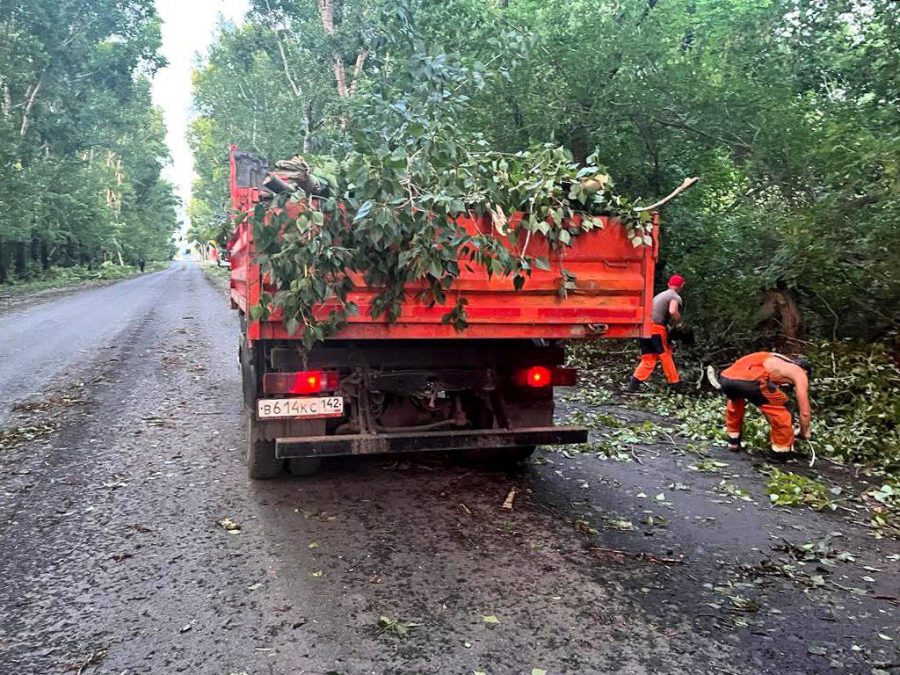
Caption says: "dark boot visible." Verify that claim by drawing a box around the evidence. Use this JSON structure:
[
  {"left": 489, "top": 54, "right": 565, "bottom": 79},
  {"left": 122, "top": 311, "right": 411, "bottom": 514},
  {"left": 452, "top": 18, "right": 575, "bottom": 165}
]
[
  {"left": 624, "top": 376, "right": 642, "bottom": 393},
  {"left": 669, "top": 380, "right": 687, "bottom": 393}
]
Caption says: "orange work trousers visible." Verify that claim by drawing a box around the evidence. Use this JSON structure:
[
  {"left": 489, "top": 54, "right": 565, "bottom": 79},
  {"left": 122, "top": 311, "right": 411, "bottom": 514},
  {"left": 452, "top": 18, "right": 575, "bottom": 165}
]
[
  {"left": 633, "top": 323, "right": 680, "bottom": 384},
  {"left": 722, "top": 379, "right": 794, "bottom": 451}
]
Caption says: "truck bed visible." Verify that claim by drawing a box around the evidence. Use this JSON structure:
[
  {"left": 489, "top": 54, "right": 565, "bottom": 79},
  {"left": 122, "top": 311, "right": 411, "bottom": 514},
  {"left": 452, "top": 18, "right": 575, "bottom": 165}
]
[{"left": 228, "top": 148, "right": 657, "bottom": 344}]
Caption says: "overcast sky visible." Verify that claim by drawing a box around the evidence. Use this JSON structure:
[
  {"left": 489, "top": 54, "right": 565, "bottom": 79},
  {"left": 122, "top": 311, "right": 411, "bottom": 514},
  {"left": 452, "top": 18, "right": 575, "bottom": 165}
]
[{"left": 151, "top": 0, "right": 249, "bottom": 231}]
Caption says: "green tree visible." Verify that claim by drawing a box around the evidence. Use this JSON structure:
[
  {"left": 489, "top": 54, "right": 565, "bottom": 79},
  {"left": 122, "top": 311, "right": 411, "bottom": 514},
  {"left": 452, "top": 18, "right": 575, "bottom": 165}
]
[
  {"left": 0, "top": 0, "right": 178, "bottom": 281},
  {"left": 192, "top": 0, "right": 899, "bottom": 345}
]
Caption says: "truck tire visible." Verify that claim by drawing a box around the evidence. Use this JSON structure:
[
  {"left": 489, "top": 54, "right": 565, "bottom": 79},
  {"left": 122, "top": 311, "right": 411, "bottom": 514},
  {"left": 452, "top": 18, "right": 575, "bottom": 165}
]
[
  {"left": 247, "top": 417, "right": 283, "bottom": 479},
  {"left": 241, "top": 331, "right": 283, "bottom": 479},
  {"left": 239, "top": 334, "right": 257, "bottom": 409}
]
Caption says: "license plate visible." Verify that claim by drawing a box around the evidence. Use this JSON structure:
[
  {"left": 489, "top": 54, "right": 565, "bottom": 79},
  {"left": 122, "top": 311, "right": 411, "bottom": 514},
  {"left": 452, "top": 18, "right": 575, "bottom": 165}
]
[{"left": 257, "top": 396, "right": 344, "bottom": 420}]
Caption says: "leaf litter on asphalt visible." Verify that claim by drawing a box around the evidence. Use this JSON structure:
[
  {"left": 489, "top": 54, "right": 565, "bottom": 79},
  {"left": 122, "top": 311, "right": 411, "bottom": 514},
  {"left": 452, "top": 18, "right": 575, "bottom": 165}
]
[
  {"left": 217, "top": 517, "right": 241, "bottom": 533},
  {"left": 71, "top": 649, "right": 108, "bottom": 675},
  {"left": 606, "top": 518, "right": 635, "bottom": 531},
  {"left": 377, "top": 616, "right": 420, "bottom": 636}
]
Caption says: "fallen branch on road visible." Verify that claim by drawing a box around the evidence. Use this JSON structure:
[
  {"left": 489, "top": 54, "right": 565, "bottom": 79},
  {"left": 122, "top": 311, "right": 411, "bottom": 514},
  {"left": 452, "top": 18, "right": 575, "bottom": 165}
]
[
  {"left": 501, "top": 487, "right": 518, "bottom": 510},
  {"left": 71, "top": 649, "right": 107, "bottom": 675},
  {"left": 871, "top": 594, "right": 900, "bottom": 606},
  {"left": 589, "top": 546, "right": 684, "bottom": 566}
]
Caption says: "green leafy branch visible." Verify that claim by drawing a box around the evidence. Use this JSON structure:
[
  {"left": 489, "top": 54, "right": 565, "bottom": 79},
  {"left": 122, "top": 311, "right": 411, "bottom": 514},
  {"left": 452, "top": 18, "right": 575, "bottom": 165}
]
[{"left": 247, "top": 144, "right": 652, "bottom": 349}]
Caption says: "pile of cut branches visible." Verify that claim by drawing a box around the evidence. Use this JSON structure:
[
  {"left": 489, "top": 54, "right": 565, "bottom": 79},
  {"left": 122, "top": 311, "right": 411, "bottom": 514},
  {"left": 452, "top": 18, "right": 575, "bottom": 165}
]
[{"left": 245, "top": 143, "right": 659, "bottom": 349}]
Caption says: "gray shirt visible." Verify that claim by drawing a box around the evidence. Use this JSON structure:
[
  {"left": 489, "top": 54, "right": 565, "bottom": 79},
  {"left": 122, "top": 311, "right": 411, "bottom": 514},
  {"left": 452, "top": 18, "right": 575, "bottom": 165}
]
[{"left": 651, "top": 288, "right": 682, "bottom": 325}]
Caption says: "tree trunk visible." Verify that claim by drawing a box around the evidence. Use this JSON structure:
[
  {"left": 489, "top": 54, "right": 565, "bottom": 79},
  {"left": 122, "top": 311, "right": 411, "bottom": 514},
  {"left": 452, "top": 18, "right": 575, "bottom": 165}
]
[
  {"left": 759, "top": 288, "right": 804, "bottom": 348},
  {"left": 1, "top": 78, "right": 10, "bottom": 118},
  {"left": 14, "top": 241, "right": 27, "bottom": 277},
  {"left": 0, "top": 240, "right": 7, "bottom": 283},
  {"left": 303, "top": 101, "right": 313, "bottom": 152},
  {"left": 66, "top": 238, "right": 77, "bottom": 266},
  {"left": 318, "top": 0, "right": 366, "bottom": 106},
  {"left": 318, "top": 0, "right": 347, "bottom": 94},
  {"left": 41, "top": 240, "right": 50, "bottom": 270},
  {"left": 349, "top": 50, "right": 368, "bottom": 95},
  {"left": 570, "top": 131, "right": 588, "bottom": 164},
  {"left": 20, "top": 72, "right": 45, "bottom": 138}
]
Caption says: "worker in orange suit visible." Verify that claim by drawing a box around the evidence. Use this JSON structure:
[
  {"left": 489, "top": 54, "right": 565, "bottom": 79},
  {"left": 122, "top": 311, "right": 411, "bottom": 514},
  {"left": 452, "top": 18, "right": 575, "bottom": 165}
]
[
  {"left": 715, "top": 352, "right": 812, "bottom": 461},
  {"left": 626, "top": 274, "right": 686, "bottom": 392}
]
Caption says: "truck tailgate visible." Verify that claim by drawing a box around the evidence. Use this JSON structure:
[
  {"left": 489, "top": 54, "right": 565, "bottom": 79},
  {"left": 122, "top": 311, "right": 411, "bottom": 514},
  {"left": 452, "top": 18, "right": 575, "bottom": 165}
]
[{"left": 229, "top": 214, "right": 657, "bottom": 342}]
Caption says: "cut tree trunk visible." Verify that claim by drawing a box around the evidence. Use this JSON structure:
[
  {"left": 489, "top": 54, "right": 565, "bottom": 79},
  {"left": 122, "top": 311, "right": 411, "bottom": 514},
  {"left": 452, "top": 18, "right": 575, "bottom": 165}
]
[{"left": 759, "top": 288, "right": 804, "bottom": 348}]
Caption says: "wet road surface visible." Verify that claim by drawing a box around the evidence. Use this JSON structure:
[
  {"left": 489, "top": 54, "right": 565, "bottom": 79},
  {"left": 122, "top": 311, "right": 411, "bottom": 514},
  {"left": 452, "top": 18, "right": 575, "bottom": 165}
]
[{"left": 0, "top": 263, "right": 897, "bottom": 674}]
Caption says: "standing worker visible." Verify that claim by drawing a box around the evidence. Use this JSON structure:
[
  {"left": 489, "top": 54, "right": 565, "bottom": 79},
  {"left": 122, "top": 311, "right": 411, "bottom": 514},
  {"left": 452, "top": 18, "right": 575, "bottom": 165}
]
[
  {"left": 626, "top": 274, "right": 686, "bottom": 392},
  {"left": 714, "top": 352, "right": 812, "bottom": 461},
  {"left": 138, "top": 258, "right": 145, "bottom": 273}
]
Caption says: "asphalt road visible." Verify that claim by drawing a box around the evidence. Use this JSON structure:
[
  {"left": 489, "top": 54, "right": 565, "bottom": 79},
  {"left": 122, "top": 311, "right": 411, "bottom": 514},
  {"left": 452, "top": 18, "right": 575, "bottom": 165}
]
[
  {"left": 0, "top": 263, "right": 897, "bottom": 674},
  {"left": 0, "top": 270, "right": 178, "bottom": 426}
]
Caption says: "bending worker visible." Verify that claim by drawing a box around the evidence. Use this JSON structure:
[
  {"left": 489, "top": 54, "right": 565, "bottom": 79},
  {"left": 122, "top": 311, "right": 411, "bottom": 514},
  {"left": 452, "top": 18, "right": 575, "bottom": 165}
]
[
  {"left": 627, "top": 274, "right": 685, "bottom": 392},
  {"left": 716, "top": 352, "right": 812, "bottom": 461}
]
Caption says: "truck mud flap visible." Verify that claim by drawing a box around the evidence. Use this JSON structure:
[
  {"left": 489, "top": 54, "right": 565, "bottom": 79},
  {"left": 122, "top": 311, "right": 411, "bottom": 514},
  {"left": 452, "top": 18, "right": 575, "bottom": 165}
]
[{"left": 275, "top": 426, "right": 587, "bottom": 459}]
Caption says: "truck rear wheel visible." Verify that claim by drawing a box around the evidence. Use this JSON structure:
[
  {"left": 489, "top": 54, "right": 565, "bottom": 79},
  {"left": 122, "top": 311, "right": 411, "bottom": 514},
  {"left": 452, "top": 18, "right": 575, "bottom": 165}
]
[{"left": 247, "top": 416, "right": 283, "bottom": 479}]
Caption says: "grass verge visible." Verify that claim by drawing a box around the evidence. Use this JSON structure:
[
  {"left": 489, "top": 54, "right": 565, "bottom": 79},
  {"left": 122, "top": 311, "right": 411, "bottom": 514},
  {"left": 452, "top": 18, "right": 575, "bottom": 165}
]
[{"left": 0, "top": 261, "right": 169, "bottom": 299}]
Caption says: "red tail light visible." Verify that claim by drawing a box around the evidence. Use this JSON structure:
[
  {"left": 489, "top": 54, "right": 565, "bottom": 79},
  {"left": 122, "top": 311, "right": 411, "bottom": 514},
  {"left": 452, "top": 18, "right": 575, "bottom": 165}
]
[
  {"left": 524, "top": 366, "right": 552, "bottom": 388},
  {"left": 514, "top": 366, "right": 578, "bottom": 388},
  {"left": 263, "top": 371, "right": 340, "bottom": 395}
]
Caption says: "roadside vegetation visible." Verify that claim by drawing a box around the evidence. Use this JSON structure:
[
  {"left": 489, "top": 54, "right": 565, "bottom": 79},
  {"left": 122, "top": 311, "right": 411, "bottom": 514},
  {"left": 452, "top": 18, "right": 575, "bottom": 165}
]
[
  {"left": 0, "top": 261, "right": 168, "bottom": 300},
  {"left": 564, "top": 341, "right": 900, "bottom": 539},
  {"left": 199, "top": 261, "right": 231, "bottom": 294},
  {"left": 661, "top": 348, "right": 897, "bottom": 474},
  {"left": 0, "top": 1, "right": 179, "bottom": 286},
  {"left": 190, "top": 0, "right": 898, "bottom": 350},
  {"left": 189, "top": 0, "right": 897, "bottom": 490}
]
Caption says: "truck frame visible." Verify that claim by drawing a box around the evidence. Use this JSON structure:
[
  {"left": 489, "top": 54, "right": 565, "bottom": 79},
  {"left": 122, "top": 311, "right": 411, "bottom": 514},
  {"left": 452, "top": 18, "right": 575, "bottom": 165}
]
[{"left": 227, "top": 146, "right": 658, "bottom": 478}]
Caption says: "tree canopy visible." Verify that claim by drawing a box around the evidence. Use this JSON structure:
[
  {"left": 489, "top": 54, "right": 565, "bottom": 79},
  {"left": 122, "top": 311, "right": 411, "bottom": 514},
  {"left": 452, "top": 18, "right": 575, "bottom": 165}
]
[
  {"left": 0, "top": 0, "right": 178, "bottom": 281},
  {"left": 190, "top": 0, "right": 899, "bottom": 346}
]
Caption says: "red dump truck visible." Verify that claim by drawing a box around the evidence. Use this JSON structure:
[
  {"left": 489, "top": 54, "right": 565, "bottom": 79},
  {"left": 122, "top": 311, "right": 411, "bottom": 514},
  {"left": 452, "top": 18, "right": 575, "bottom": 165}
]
[{"left": 227, "top": 146, "right": 658, "bottom": 478}]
